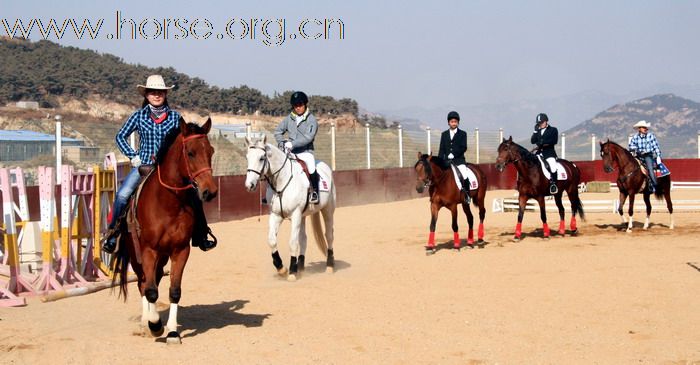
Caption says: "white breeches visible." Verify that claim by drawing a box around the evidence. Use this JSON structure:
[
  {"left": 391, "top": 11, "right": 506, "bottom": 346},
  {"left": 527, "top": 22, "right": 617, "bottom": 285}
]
[
  {"left": 296, "top": 152, "right": 316, "bottom": 174},
  {"left": 545, "top": 157, "right": 557, "bottom": 172}
]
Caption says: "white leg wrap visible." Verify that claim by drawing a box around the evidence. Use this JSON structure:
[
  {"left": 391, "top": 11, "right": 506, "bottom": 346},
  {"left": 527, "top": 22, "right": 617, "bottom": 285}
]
[{"left": 166, "top": 303, "right": 179, "bottom": 333}]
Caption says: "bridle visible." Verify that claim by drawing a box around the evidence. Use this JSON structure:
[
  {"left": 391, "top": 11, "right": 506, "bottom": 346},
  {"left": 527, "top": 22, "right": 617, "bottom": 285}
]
[
  {"left": 498, "top": 141, "right": 521, "bottom": 167},
  {"left": 601, "top": 142, "right": 640, "bottom": 184},
  {"left": 246, "top": 146, "right": 293, "bottom": 195},
  {"left": 157, "top": 133, "right": 212, "bottom": 191},
  {"left": 416, "top": 158, "right": 433, "bottom": 189}
]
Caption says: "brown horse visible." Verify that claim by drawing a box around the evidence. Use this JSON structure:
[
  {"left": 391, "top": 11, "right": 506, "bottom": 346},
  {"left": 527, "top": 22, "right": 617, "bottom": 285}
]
[
  {"left": 599, "top": 140, "right": 673, "bottom": 231},
  {"left": 112, "top": 117, "right": 217, "bottom": 344},
  {"left": 495, "top": 137, "right": 585, "bottom": 241},
  {"left": 414, "top": 153, "right": 487, "bottom": 254}
]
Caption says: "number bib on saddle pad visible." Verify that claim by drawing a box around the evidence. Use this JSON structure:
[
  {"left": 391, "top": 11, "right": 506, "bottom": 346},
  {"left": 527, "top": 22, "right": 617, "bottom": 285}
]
[
  {"left": 536, "top": 156, "right": 568, "bottom": 180},
  {"left": 450, "top": 164, "right": 479, "bottom": 190}
]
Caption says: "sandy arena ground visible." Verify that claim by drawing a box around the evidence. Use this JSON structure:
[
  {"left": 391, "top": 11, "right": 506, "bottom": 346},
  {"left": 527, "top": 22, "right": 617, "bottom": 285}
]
[{"left": 1, "top": 189, "right": 699, "bottom": 364}]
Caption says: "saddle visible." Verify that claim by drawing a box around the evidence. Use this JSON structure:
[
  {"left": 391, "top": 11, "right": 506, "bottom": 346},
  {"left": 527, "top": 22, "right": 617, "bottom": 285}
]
[{"left": 116, "top": 166, "right": 154, "bottom": 264}]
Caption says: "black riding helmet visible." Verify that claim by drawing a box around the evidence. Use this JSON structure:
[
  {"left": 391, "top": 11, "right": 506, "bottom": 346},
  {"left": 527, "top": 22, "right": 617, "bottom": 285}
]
[
  {"left": 447, "top": 111, "right": 460, "bottom": 122},
  {"left": 536, "top": 113, "right": 548, "bottom": 123},
  {"left": 290, "top": 91, "right": 309, "bottom": 106}
]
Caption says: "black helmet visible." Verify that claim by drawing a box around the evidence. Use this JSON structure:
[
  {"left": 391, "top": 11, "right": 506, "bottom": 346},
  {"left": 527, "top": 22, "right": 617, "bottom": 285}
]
[
  {"left": 447, "top": 111, "right": 460, "bottom": 122},
  {"left": 536, "top": 113, "right": 548, "bottom": 123},
  {"left": 290, "top": 91, "right": 308, "bottom": 106}
]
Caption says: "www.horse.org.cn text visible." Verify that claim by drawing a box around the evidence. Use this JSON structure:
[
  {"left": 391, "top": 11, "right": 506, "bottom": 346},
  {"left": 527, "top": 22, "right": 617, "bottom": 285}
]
[{"left": 0, "top": 11, "right": 345, "bottom": 46}]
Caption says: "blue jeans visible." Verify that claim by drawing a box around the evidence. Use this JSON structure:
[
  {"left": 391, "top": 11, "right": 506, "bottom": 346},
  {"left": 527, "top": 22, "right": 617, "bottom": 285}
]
[
  {"left": 109, "top": 167, "right": 142, "bottom": 228},
  {"left": 642, "top": 155, "right": 657, "bottom": 187}
]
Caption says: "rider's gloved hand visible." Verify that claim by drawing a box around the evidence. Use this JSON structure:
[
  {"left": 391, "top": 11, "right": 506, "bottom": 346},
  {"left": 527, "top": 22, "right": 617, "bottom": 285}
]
[
  {"left": 131, "top": 156, "right": 142, "bottom": 168},
  {"left": 656, "top": 156, "right": 662, "bottom": 165},
  {"left": 447, "top": 153, "right": 454, "bottom": 159},
  {"left": 284, "top": 141, "right": 293, "bottom": 152}
]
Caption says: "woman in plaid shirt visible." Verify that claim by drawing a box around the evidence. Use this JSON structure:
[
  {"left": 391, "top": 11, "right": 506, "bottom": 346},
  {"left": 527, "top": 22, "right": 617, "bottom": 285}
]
[
  {"left": 628, "top": 120, "right": 663, "bottom": 192},
  {"left": 102, "top": 75, "right": 216, "bottom": 253}
]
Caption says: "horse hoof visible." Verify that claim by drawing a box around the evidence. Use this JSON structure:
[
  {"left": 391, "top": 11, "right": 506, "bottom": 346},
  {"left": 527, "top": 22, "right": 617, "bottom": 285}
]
[
  {"left": 148, "top": 319, "right": 164, "bottom": 337},
  {"left": 626, "top": 229, "right": 632, "bottom": 233},
  {"left": 543, "top": 237, "right": 550, "bottom": 241},
  {"left": 326, "top": 266, "right": 334, "bottom": 274},
  {"left": 166, "top": 331, "right": 182, "bottom": 345},
  {"left": 513, "top": 236, "right": 520, "bottom": 242},
  {"left": 277, "top": 267, "right": 288, "bottom": 276},
  {"left": 453, "top": 246, "right": 461, "bottom": 252},
  {"left": 425, "top": 248, "right": 436, "bottom": 256},
  {"left": 287, "top": 274, "right": 297, "bottom": 282},
  {"left": 558, "top": 230, "right": 566, "bottom": 236}
]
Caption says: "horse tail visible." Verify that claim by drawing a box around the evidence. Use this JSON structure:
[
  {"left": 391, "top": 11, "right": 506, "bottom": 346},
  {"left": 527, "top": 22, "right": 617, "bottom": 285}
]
[
  {"left": 569, "top": 161, "right": 586, "bottom": 221},
  {"left": 310, "top": 212, "right": 328, "bottom": 257},
  {"left": 654, "top": 175, "right": 670, "bottom": 199},
  {"left": 572, "top": 194, "right": 585, "bottom": 221},
  {"left": 110, "top": 233, "right": 131, "bottom": 301}
]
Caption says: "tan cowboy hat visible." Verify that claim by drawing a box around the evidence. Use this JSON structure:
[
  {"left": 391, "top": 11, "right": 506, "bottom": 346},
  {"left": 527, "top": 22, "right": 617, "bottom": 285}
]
[
  {"left": 137, "top": 75, "right": 174, "bottom": 96},
  {"left": 633, "top": 120, "right": 651, "bottom": 129}
]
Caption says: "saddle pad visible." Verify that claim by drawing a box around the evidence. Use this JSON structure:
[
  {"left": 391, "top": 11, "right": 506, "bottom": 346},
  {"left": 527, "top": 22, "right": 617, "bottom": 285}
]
[
  {"left": 450, "top": 164, "right": 479, "bottom": 190},
  {"left": 537, "top": 156, "right": 568, "bottom": 180}
]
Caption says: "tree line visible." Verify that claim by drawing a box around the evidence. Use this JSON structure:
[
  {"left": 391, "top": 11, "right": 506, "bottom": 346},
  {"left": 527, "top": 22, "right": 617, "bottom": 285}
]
[{"left": 0, "top": 38, "right": 358, "bottom": 116}]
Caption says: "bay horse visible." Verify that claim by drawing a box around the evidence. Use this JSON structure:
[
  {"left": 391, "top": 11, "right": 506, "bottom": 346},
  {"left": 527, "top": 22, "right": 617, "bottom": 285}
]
[
  {"left": 495, "top": 137, "right": 585, "bottom": 241},
  {"left": 414, "top": 153, "right": 488, "bottom": 254},
  {"left": 112, "top": 117, "right": 217, "bottom": 344},
  {"left": 599, "top": 140, "right": 673, "bottom": 231},
  {"left": 244, "top": 135, "right": 335, "bottom": 281}
]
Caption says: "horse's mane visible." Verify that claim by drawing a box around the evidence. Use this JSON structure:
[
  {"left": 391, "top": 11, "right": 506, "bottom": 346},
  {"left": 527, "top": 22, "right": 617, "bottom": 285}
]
[
  {"left": 603, "top": 140, "right": 634, "bottom": 159},
  {"left": 414, "top": 154, "right": 450, "bottom": 170},
  {"left": 155, "top": 122, "right": 208, "bottom": 164},
  {"left": 510, "top": 141, "right": 539, "bottom": 164}
]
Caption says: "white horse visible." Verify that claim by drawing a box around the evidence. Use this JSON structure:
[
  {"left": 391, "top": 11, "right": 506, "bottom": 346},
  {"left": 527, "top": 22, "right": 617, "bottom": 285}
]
[{"left": 244, "top": 135, "right": 336, "bottom": 281}]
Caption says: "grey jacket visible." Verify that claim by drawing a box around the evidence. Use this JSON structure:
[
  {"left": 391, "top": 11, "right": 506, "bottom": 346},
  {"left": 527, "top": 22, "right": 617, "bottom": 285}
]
[{"left": 274, "top": 112, "right": 318, "bottom": 154}]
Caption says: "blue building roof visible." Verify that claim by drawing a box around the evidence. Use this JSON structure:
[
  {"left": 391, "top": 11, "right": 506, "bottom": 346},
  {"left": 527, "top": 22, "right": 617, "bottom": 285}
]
[{"left": 0, "top": 130, "right": 80, "bottom": 142}]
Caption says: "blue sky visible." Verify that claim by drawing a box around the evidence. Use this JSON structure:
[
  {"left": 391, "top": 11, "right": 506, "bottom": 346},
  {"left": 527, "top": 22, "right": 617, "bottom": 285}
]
[{"left": 3, "top": 0, "right": 700, "bottom": 124}]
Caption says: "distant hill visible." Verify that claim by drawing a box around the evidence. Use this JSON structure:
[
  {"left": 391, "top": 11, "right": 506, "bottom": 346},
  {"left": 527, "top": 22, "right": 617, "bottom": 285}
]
[
  {"left": 0, "top": 37, "right": 358, "bottom": 117},
  {"left": 561, "top": 94, "right": 700, "bottom": 159}
]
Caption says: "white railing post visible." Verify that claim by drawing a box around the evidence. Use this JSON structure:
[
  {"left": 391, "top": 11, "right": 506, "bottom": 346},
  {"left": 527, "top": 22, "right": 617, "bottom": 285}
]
[
  {"left": 561, "top": 132, "right": 566, "bottom": 159},
  {"left": 498, "top": 127, "right": 503, "bottom": 142},
  {"left": 245, "top": 121, "right": 252, "bottom": 137},
  {"left": 697, "top": 131, "right": 699, "bottom": 158},
  {"left": 591, "top": 134, "right": 596, "bottom": 161},
  {"left": 398, "top": 124, "right": 403, "bottom": 168},
  {"left": 475, "top": 127, "right": 480, "bottom": 164},
  {"left": 54, "top": 115, "right": 62, "bottom": 184},
  {"left": 331, "top": 122, "right": 336, "bottom": 171},
  {"left": 365, "top": 123, "right": 371, "bottom": 169},
  {"left": 426, "top": 127, "right": 431, "bottom": 155}
]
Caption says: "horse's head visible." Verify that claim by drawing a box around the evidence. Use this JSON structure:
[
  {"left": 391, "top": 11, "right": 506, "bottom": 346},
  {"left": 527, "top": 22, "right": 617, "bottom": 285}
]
[
  {"left": 414, "top": 152, "right": 432, "bottom": 193},
  {"left": 177, "top": 117, "right": 217, "bottom": 201},
  {"left": 495, "top": 136, "right": 518, "bottom": 172},
  {"left": 244, "top": 135, "right": 270, "bottom": 191},
  {"left": 599, "top": 139, "right": 616, "bottom": 173}
]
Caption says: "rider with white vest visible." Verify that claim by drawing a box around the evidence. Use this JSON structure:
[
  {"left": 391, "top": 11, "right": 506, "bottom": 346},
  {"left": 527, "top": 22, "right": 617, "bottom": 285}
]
[
  {"left": 438, "top": 111, "right": 470, "bottom": 203},
  {"left": 274, "top": 91, "right": 320, "bottom": 204},
  {"left": 531, "top": 113, "right": 560, "bottom": 195}
]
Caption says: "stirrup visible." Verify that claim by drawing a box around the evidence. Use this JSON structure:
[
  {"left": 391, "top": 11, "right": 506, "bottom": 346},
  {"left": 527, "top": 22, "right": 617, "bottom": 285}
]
[
  {"left": 101, "top": 228, "right": 119, "bottom": 253},
  {"left": 549, "top": 183, "right": 558, "bottom": 195},
  {"left": 309, "top": 191, "right": 319, "bottom": 204},
  {"left": 462, "top": 189, "right": 470, "bottom": 203}
]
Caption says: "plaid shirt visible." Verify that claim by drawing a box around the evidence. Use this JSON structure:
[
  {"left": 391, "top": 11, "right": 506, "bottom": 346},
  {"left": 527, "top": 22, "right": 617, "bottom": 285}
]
[
  {"left": 115, "top": 106, "right": 181, "bottom": 164},
  {"left": 628, "top": 131, "right": 662, "bottom": 158}
]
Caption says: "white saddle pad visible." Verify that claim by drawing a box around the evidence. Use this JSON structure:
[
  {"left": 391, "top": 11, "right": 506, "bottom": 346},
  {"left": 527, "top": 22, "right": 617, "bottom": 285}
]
[
  {"left": 450, "top": 164, "right": 479, "bottom": 190},
  {"left": 537, "top": 156, "right": 568, "bottom": 180}
]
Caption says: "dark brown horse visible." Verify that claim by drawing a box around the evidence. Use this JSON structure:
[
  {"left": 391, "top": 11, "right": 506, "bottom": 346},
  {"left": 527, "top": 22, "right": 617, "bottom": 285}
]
[
  {"left": 112, "top": 117, "right": 217, "bottom": 344},
  {"left": 414, "top": 153, "right": 488, "bottom": 254},
  {"left": 599, "top": 140, "right": 673, "bottom": 231},
  {"left": 495, "top": 137, "right": 584, "bottom": 240}
]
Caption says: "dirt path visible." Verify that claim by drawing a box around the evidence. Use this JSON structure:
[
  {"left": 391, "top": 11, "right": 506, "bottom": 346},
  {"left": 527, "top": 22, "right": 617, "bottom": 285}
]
[{"left": 2, "top": 190, "right": 699, "bottom": 364}]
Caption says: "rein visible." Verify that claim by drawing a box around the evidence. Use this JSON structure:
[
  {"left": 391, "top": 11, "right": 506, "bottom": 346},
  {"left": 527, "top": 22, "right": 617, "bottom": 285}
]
[
  {"left": 247, "top": 146, "right": 296, "bottom": 218},
  {"left": 157, "top": 134, "right": 212, "bottom": 191}
]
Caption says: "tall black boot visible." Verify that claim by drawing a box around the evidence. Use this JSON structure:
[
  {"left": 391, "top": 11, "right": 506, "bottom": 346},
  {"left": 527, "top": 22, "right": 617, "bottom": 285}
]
[
  {"left": 309, "top": 172, "right": 320, "bottom": 204},
  {"left": 191, "top": 195, "right": 217, "bottom": 251},
  {"left": 549, "top": 174, "right": 558, "bottom": 195},
  {"left": 461, "top": 178, "right": 471, "bottom": 203}
]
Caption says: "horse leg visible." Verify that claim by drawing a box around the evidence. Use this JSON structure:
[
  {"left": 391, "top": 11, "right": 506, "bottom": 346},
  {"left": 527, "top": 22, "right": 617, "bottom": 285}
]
[
  {"left": 450, "top": 205, "right": 460, "bottom": 250},
  {"left": 321, "top": 205, "right": 335, "bottom": 273},
  {"left": 618, "top": 191, "right": 628, "bottom": 226},
  {"left": 643, "top": 193, "right": 652, "bottom": 230},
  {"left": 554, "top": 194, "right": 566, "bottom": 236},
  {"left": 426, "top": 203, "right": 439, "bottom": 255},
  {"left": 298, "top": 216, "right": 307, "bottom": 272},
  {"left": 268, "top": 213, "right": 287, "bottom": 276},
  {"left": 536, "top": 196, "right": 550, "bottom": 239},
  {"left": 477, "top": 192, "right": 486, "bottom": 245},
  {"left": 514, "top": 195, "right": 527, "bottom": 241},
  {"left": 286, "top": 211, "right": 302, "bottom": 282},
  {"left": 626, "top": 194, "right": 636, "bottom": 232},
  {"left": 140, "top": 249, "right": 164, "bottom": 337},
  {"left": 164, "top": 247, "right": 190, "bottom": 345},
  {"left": 462, "top": 202, "right": 475, "bottom": 247}
]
